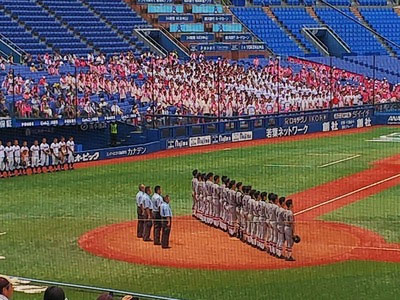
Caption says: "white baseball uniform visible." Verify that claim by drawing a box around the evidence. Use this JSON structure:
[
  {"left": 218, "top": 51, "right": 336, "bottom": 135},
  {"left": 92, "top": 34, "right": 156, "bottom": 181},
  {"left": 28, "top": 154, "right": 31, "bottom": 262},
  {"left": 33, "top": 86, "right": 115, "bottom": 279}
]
[
  {"left": 40, "top": 142, "right": 50, "bottom": 166},
  {"left": 20, "top": 146, "right": 29, "bottom": 168},
  {"left": 30, "top": 145, "right": 40, "bottom": 168},
  {"left": 50, "top": 142, "right": 60, "bottom": 166},
  {"left": 13, "top": 145, "right": 21, "bottom": 169},
  {"left": 0, "top": 144, "right": 5, "bottom": 172},
  {"left": 5, "top": 146, "right": 14, "bottom": 171},
  {"left": 66, "top": 140, "right": 75, "bottom": 164}
]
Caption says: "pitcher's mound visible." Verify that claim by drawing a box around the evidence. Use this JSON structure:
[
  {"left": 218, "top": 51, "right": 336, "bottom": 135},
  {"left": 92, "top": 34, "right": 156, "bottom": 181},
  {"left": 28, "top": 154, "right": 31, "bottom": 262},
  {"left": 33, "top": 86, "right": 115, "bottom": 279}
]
[{"left": 78, "top": 216, "right": 375, "bottom": 270}]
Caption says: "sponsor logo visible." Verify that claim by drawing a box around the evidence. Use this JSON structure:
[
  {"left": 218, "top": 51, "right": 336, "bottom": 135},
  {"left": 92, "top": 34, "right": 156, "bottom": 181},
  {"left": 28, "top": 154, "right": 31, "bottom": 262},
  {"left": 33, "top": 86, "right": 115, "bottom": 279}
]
[
  {"left": 189, "top": 135, "right": 212, "bottom": 147},
  {"left": 388, "top": 115, "right": 400, "bottom": 124},
  {"left": 74, "top": 152, "right": 100, "bottom": 162},
  {"left": 334, "top": 112, "right": 352, "bottom": 119},
  {"left": 232, "top": 131, "right": 253, "bottom": 142}
]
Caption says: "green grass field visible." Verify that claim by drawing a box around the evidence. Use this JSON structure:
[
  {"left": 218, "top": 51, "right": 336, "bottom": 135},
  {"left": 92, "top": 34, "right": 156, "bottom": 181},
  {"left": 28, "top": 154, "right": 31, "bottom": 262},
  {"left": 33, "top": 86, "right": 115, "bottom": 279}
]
[{"left": 1, "top": 126, "right": 400, "bottom": 300}]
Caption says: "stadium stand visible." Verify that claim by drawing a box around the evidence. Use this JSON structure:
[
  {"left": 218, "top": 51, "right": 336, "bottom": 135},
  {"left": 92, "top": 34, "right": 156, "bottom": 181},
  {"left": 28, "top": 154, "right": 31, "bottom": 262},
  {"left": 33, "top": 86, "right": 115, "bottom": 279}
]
[
  {"left": 314, "top": 7, "right": 387, "bottom": 55},
  {"left": 40, "top": 0, "right": 138, "bottom": 55},
  {"left": 360, "top": 7, "right": 400, "bottom": 55},
  {"left": 84, "top": 0, "right": 149, "bottom": 47},
  {"left": 2, "top": 0, "right": 92, "bottom": 56},
  {"left": 0, "top": 8, "right": 49, "bottom": 55},
  {"left": 231, "top": 7, "right": 304, "bottom": 56},
  {"left": 272, "top": 7, "right": 320, "bottom": 55}
]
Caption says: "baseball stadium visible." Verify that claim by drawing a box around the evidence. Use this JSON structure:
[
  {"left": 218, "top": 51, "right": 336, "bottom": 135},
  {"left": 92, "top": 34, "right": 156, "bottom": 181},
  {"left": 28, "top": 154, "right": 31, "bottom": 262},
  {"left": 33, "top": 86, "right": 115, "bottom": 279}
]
[{"left": 1, "top": 0, "right": 400, "bottom": 299}]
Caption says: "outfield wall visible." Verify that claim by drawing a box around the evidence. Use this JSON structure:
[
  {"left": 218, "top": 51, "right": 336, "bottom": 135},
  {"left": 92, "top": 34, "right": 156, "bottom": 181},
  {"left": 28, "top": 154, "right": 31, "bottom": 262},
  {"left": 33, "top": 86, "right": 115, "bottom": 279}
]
[{"left": 72, "top": 106, "right": 376, "bottom": 162}]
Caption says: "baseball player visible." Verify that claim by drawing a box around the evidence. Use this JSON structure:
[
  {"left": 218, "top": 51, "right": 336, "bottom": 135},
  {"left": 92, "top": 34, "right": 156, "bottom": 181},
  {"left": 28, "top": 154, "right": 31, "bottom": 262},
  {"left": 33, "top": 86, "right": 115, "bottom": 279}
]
[
  {"left": 59, "top": 136, "right": 67, "bottom": 171},
  {"left": 197, "top": 173, "right": 206, "bottom": 222},
  {"left": 205, "top": 173, "right": 214, "bottom": 225},
  {"left": 218, "top": 176, "right": 228, "bottom": 231},
  {"left": 40, "top": 138, "right": 51, "bottom": 172},
  {"left": 265, "top": 193, "right": 273, "bottom": 254},
  {"left": 13, "top": 140, "right": 21, "bottom": 176},
  {"left": 240, "top": 186, "right": 251, "bottom": 243},
  {"left": 0, "top": 140, "right": 5, "bottom": 178},
  {"left": 20, "top": 141, "right": 30, "bottom": 175},
  {"left": 247, "top": 189, "right": 256, "bottom": 245},
  {"left": 142, "top": 186, "right": 153, "bottom": 242},
  {"left": 194, "top": 172, "right": 202, "bottom": 219},
  {"left": 5, "top": 141, "right": 14, "bottom": 177},
  {"left": 191, "top": 170, "right": 198, "bottom": 217},
  {"left": 50, "top": 138, "right": 61, "bottom": 171},
  {"left": 136, "top": 184, "right": 145, "bottom": 238},
  {"left": 234, "top": 182, "right": 243, "bottom": 238},
  {"left": 284, "top": 199, "right": 295, "bottom": 261},
  {"left": 30, "top": 140, "right": 40, "bottom": 174},
  {"left": 268, "top": 194, "right": 279, "bottom": 256},
  {"left": 152, "top": 185, "right": 163, "bottom": 245},
  {"left": 276, "top": 196, "right": 286, "bottom": 259},
  {"left": 212, "top": 175, "right": 221, "bottom": 227},
  {"left": 66, "top": 137, "right": 75, "bottom": 170},
  {"left": 257, "top": 192, "right": 268, "bottom": 251},
  {"left": 226, "top": 180, "right": 237, "bottom": 236}
]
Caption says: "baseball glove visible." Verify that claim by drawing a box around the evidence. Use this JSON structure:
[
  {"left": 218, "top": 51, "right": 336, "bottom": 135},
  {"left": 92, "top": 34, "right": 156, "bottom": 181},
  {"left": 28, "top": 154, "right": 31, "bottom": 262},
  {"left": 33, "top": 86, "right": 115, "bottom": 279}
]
[{"left": 293, "top": 235, "right": 301, "bottom": 243}]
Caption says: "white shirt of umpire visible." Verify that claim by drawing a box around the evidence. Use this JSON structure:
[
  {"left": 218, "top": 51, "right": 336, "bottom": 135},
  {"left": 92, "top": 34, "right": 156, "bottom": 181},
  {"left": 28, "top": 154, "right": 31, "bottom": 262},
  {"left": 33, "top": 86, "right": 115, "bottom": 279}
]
[
  {"left": 152, "top": 193, "right": 163, "bottom": 213},
  {"left": 0, "top": 144, "right": 5, "bottom": 171},
  {"left": 30, "top": 145, "right": 40, "bottom": 167},
  {"left": 160, "top": 202, "right": 172, "bottom": 218},
  {"left": 0, "top": 294, "right": 10, "bottom": 300},
  {"left": 66, "top": 140, "right": 75, "bottom": 163},
  {"left": 50, "top": 142, "right": 60, "bottom": 165}
]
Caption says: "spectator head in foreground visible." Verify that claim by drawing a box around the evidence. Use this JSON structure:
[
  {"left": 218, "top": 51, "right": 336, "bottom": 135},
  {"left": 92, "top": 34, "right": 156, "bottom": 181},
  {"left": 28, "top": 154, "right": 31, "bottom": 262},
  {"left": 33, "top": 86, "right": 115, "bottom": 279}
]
[
  {"left": 43, "top": 286, "right": 66, "bottom": 300},
  {"left": 97, "top": 293, "right": 114, "bottom": 300},
  {"left": 0, "top": 276, "right": 14, "bottom": 299}
]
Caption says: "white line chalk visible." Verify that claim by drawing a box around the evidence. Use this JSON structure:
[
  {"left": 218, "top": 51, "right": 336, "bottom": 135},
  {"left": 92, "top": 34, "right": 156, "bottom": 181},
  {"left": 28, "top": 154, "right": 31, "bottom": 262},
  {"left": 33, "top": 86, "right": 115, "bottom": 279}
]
[
  {"left": 318, "top": 155, "right": 361, "bottom": 168},
  {"left": 295, "top": 173, "right": 400, "bottom": 216}
]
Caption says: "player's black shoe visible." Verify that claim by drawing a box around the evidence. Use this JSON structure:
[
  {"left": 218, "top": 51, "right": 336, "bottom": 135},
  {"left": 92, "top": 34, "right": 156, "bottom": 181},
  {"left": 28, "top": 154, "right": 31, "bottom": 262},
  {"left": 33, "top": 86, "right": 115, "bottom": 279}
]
[{"left": 285, "top": 256, "right": 295, "bottom": 261}]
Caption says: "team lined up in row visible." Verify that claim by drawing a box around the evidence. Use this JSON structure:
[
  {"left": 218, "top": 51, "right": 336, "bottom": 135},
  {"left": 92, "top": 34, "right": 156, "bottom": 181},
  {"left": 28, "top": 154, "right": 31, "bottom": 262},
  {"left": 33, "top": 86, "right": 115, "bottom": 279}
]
[
  {"left": 191, "top": 170, "right": 297, "bottom": 261},
  {"left": 0, "top": 137, "right": 75, "bottom": 178}
]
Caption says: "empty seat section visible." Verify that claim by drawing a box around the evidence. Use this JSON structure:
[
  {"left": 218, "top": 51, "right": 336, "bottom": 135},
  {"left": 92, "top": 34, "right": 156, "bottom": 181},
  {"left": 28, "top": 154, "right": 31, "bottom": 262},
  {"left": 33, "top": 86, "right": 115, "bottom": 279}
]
[{"left": 231, "top": 7, "right": 305, "bottom": 56}]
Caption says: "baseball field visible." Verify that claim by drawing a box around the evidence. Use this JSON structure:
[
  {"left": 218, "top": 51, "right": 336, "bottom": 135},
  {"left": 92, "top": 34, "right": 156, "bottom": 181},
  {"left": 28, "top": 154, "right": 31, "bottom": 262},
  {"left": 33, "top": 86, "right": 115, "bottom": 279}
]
[{"left": 1, "top": 126, "right": 400, "bottom": 299}]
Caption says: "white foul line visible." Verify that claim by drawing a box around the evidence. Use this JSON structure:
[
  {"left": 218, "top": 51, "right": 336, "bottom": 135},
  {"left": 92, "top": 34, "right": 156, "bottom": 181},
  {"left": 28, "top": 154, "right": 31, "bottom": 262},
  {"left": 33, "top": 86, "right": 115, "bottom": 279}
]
[
  {"left": 318, "top": 155, "right": 361, "bottom": 168},
  {"left": 294, "top": 173, "right": 400, "bottom": 216},
  {"left": 265, "top": 164, "right": 312, "bottom": 168}
]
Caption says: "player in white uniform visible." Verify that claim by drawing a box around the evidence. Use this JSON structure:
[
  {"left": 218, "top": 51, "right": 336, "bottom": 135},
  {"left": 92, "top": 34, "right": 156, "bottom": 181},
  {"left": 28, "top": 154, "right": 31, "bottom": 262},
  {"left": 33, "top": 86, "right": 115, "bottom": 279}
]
[
  {"left": 59, "top": 136, "right": 67, "bottom": 171},
  {"left": 66, "top": 136, "right": 75, "bottom": 170},
  {"left": 268, "top": 194, "right": 279, "bottom": 256},
  {"left": 205, "top": 173, "right": 214, "bottom": 225},
  {"left": 50, "top": 138, "right": 61, "bottom": 171},
  {"left": 40, "top": 138, "right": 51, "bottom": 171},
  {"left": 234, "top": 182, "right": 243, "bottom": 237},
  {"left": 276, "top": 197, "right": 287, "bottom": 259},
  {"left": 264, "top": 193, "right": 273, "bottom": 252},
  {"left": 5, "top": 141, "right": 14, "bottom": 177},
  {"left": 191, "top": 170, "right": 198, "bottom": 216},
  {"left": 211, "top": 175, "right": 221, "bottom": 227},
  {"left": 240, "top": 186, "right": 251, "bottom": 243},
  {"left": 284, "top": 199, "right": 295, "bottom": 261},
  {"left": 226, "top": 180, "right": 237, "bottom": 236},
  {"left": 257, "top": 192, "right": 268, "bottom": 250},
  {"left": 13, "top": 140, "right": 21, "bottom": 176},
  {"left": 246, "top": 190, "right": 256, "bottom": 245},
  {"left": 0, "top": 140, "right": 5, "bottom": 178},
  {"left": 197, "top": 174, "right": 206, "bottom": 222},
  {"left": 30, "top": 140, "right": 40, "bottom": 174},
  {"left": 20, "top": 141, "right": 30, "bottom": 175},
  {"left": 218, "top": 176, "right": 228, "bottom": 231}
]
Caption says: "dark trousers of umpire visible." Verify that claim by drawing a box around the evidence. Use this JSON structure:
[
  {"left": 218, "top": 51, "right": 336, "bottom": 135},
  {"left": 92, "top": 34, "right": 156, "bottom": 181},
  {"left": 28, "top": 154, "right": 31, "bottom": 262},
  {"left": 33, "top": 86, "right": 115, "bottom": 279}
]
[
  {"left": 137, "top": 207, "right": 144, "bottom": 238},
  {"left": 143, "top": 213, "right": 153, "bottom": 241},
  {"left": 153, "top": 211, "right": 162, "bottom": 245},
  {"left": 161, "top": 218, "right": 171, "bottom": 248}
]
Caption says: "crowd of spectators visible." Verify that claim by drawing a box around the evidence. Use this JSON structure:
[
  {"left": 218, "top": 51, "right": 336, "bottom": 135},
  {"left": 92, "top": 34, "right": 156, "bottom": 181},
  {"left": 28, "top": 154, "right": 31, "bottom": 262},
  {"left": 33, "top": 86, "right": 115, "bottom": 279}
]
[{"left": 1, "top": 51, "right": 400, "bottom": 121}]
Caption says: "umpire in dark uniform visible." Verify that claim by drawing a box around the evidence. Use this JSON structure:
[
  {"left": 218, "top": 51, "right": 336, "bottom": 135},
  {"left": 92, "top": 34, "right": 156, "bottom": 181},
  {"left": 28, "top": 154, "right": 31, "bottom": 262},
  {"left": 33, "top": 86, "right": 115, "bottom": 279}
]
[
  {"left": 142, "top": 186, "right": 153, "bottom": 242},
  {"left": 136, "top": 184, "right": 145, "bottom": 238},
  {"left": 151, "top": 186, "right": 163, "bottom": 245},
  {"left": 160, "top": 195, "right": 172, "bottom": 249}
]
